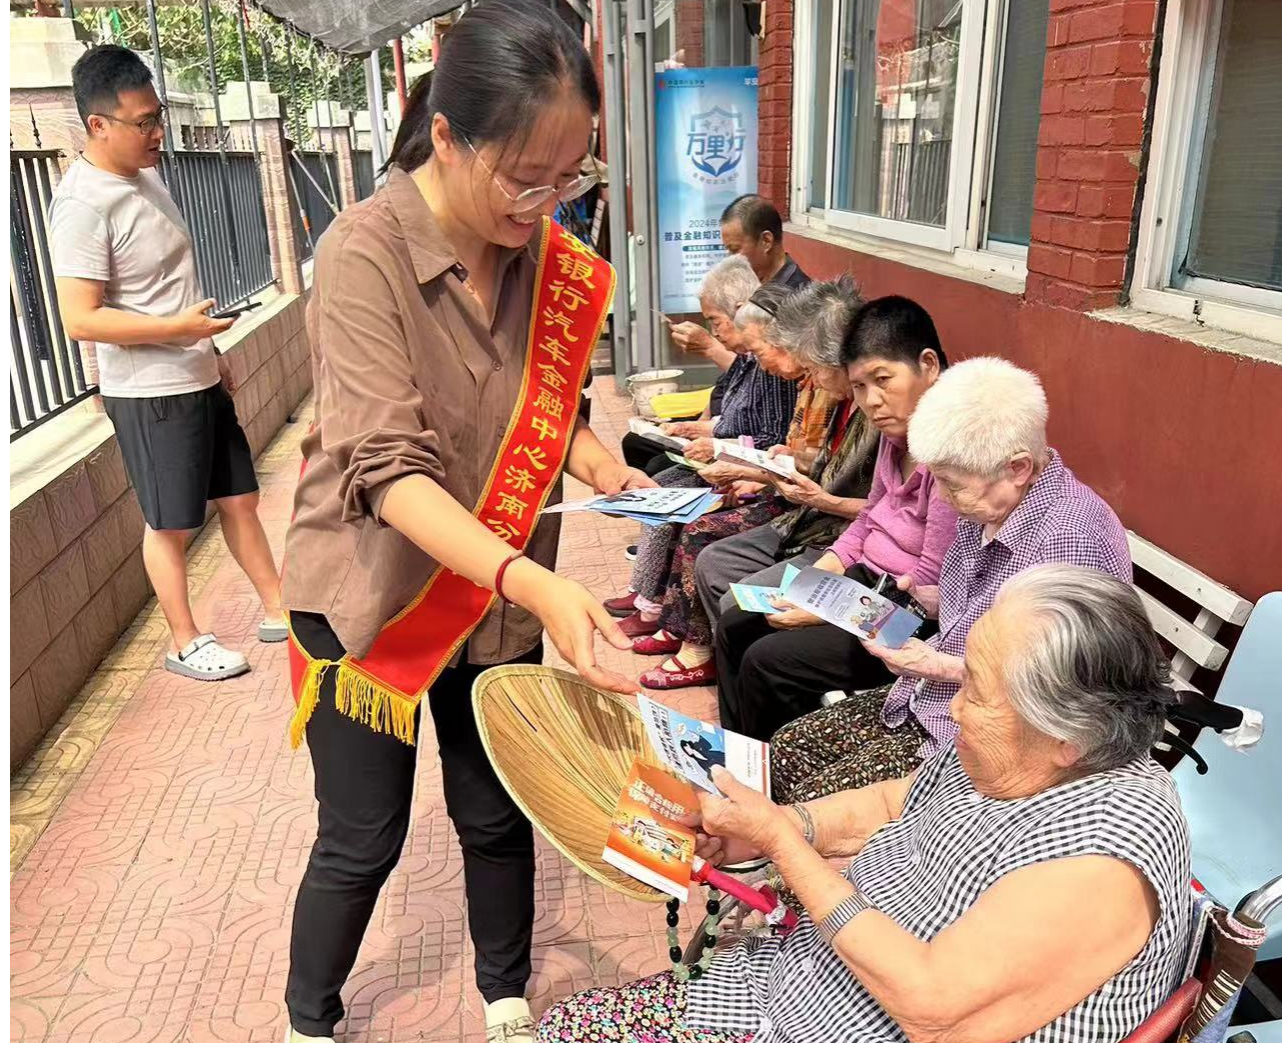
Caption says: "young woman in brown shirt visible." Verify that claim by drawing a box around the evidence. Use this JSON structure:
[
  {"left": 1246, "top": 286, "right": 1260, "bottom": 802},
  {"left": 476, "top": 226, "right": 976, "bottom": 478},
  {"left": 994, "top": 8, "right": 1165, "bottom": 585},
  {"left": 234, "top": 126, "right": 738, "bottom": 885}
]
[{"left": 279, "top": 5, "right": 653, "bottom": 1041}]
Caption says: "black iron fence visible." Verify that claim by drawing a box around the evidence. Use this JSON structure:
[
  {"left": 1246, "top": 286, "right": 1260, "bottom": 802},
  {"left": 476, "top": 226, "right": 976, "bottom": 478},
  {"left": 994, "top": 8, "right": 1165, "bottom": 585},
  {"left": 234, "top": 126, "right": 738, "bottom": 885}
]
[
  {"left": 10, "top": 151, "right": 95, "bottom": 440},
  {"left": 164, "top": 150, "right": 275, "bottom": 311},
  {"left": 353, "top": 149, "right": 376, "bottom": 201}
]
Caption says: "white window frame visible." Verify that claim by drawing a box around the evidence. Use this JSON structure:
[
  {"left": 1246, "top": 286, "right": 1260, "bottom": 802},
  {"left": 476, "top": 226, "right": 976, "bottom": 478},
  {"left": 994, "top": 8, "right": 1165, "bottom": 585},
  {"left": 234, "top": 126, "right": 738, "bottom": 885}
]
[
  {"left": 790, "top": 0, "right": 1029, "bottom": 280},
  {"left": 1131, "top": 0, "right": 1282, "bottom": 343}
]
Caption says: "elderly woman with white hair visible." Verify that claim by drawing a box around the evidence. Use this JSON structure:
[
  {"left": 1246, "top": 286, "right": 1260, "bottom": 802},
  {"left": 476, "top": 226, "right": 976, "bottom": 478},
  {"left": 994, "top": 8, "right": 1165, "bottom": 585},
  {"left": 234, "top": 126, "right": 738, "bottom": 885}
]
[
  {"left": 770, "top": 356, "right": 1132, "bottom": 804},
  {"left": 620, "top": 255, "right": 762, "bottom": 475},
  {"left": 538, "top": 565, "right": 1191, "bottom": 1043},
  {"left": 626, "top": 277, "right": 880, "bottom": 690},
  {"left": 605, "top": 269, "right": 806, "bottom": 639}
]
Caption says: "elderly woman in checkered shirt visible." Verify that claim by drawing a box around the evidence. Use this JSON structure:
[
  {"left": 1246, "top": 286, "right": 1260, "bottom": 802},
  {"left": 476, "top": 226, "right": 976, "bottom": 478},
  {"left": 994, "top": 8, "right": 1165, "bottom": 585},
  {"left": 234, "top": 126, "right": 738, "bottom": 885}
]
[
  {"left": 538, "top": 566, "right": 1191, "bottom": 1043},
  {"left": 764, "top": 355, "right": 1134, "bottom": 804}
]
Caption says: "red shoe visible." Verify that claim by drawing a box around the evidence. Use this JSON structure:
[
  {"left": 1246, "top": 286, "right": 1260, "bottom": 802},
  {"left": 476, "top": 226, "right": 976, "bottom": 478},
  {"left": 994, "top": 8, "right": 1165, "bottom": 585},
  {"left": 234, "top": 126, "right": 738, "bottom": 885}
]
[
  {"left": 632, "top": 630, "right": 681, "bottom": 655},
  {"left": 640, "top": 657, "right": 717, "bottom": 690},
  {"left": 603, "top": 592, "right": 638, "bottom": 618},
  {"left": 618, "top": 611, "right": 661, "bottom": 638}
]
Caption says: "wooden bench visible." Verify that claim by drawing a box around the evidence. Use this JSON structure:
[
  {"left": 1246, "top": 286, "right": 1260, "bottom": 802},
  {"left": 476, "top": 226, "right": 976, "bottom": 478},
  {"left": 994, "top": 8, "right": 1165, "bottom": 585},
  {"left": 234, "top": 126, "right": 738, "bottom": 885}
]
[
  {"left": 1126, "top": 531, "right": 1252, "bottom": 690},
  {"left": 820, "top": 531, "right": 1252, "bottom": 707}
]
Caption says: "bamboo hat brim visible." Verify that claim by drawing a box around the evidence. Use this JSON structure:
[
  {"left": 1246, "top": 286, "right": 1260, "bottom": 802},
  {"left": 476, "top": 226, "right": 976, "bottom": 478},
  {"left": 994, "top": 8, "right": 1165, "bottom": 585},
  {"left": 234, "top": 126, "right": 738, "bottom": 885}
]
[{"left": 472, "top": 664, "right": 667, "bottom": 903}]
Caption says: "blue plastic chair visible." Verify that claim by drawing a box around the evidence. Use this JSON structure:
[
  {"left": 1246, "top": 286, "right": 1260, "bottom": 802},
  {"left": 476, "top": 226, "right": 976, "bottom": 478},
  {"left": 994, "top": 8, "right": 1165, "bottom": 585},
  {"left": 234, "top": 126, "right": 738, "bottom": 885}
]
[{"left": 1173, "top": 591, "right": 1282, "bottom": 961}]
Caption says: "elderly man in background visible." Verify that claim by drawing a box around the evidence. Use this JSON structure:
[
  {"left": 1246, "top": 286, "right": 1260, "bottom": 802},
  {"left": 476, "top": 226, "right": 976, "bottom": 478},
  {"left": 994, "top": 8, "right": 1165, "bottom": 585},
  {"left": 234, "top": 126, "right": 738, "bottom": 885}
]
[
  {"left": 539, "top": 565, "right": 1191, "bottom": 1043},
  {"left": 769, "top": 356, "right": 1133, "bottom": 802}
]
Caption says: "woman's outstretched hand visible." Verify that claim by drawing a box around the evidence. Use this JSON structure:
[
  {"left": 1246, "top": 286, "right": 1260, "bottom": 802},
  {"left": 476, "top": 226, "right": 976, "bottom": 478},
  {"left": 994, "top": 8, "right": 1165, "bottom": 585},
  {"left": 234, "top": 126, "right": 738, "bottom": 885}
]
[{"left": 503, "top": 560, "right": 635, "bottom": 693}]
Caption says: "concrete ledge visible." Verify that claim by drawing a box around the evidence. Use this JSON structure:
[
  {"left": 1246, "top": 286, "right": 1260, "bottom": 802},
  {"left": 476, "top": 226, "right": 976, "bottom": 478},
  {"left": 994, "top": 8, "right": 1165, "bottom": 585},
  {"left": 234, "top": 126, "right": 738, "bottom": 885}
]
[{"left": 9, "top": 288, "right": 313, "bottom": 771}]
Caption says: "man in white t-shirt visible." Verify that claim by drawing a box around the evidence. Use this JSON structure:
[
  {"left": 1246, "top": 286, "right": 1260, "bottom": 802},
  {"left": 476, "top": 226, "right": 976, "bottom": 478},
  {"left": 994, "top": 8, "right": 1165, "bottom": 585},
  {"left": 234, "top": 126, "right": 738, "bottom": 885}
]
[{"left": 51, "top": 45, "right": 286, "bottom": 682}]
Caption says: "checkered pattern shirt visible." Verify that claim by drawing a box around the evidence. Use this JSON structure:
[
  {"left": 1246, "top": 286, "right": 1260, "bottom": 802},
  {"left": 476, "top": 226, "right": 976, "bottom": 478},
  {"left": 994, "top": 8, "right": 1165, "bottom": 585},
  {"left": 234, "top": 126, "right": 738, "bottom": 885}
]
[
  {"left": 883, "top": 451, "right": 1133, "bottom": 753},
  {"left": 713, "top": 355, "right": 800, "bottom": 450},
  {"left": 686, "top": 746, "right": 1191, "bottom": 1042}
]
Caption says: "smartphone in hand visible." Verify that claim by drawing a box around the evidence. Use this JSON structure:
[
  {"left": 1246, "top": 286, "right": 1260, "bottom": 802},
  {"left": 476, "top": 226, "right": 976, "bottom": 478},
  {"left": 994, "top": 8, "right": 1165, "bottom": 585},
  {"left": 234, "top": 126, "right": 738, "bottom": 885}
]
[{"left": 211, "top": 300, "right": 263, "bottom": 321}]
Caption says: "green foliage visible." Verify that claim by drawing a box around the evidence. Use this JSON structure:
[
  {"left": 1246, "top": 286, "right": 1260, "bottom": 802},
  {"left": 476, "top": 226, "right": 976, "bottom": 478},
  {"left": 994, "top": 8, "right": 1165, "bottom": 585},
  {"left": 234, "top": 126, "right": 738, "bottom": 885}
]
[{"left": 73, "top": 3, "right": 391, "bottom": 145}]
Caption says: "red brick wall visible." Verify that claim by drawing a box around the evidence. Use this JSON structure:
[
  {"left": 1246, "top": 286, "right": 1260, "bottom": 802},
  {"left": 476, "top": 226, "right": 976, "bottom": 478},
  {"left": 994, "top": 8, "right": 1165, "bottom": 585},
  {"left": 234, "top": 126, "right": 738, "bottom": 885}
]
[
  {"left": 1026, "top": 0, "right": 1158, "bottom": 309},
  {"left": 674, "top": 0, "right": 705, "bottom": 67},
  {"left": 758, "top": 0, "right": 794, "bottom": 218}
]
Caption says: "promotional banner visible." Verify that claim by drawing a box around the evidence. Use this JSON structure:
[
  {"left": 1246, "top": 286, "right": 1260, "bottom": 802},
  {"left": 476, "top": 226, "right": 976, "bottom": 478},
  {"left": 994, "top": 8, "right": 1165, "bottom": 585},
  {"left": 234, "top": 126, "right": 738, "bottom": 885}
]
[{"left": 655, "top": 66, "right": 759, "bottom": 314}]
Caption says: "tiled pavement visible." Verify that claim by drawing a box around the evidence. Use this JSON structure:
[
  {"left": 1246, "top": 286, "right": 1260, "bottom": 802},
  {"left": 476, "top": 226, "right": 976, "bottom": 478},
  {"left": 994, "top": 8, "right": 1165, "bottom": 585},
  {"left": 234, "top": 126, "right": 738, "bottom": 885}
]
[{"left": 10, "top": 377, "right": 719, "bottom": 1043}]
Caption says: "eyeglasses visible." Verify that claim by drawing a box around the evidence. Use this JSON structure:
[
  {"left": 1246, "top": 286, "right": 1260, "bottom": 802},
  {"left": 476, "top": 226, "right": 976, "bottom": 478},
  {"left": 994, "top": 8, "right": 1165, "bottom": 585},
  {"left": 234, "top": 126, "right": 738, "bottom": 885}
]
[
  {"left": 461, "top": 136, "right": 599, "bottom": 214},
  {"left": 92, "top": 105, "right": 168, "bottom": 135}
]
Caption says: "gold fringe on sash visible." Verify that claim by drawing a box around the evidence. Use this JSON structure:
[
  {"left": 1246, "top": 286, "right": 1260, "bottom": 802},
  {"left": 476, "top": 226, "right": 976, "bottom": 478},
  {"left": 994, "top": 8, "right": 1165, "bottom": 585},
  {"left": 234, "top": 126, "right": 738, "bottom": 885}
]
[{"left": 288, "top": 658, "right": 419, "bottom": 748}]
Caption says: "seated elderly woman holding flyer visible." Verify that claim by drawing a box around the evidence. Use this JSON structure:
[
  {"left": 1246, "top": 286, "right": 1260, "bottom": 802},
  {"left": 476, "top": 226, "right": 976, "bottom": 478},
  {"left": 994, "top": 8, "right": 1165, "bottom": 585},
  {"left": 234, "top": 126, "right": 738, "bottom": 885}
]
[
  {"left": 538, "top": 566, "right": 1192, "bottom": 1044},
  {"left": 605, "top": 282, "right": 820, "bottom": 641},
  {"left": 768, "top": 356, "right": 1133, "bottom": 805},
  {"left": 623, "top": 277, "right": 880, "bottom": 690},
  {"left": 711, "top": 297, "right": 958, "bottom": 742}
]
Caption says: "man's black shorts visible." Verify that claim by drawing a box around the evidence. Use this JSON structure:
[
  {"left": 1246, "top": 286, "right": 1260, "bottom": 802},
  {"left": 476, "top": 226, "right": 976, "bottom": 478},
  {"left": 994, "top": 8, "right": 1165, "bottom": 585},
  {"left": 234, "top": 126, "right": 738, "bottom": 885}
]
[{"left": 103, "top": 383, "right": 259, "bottom": 532}]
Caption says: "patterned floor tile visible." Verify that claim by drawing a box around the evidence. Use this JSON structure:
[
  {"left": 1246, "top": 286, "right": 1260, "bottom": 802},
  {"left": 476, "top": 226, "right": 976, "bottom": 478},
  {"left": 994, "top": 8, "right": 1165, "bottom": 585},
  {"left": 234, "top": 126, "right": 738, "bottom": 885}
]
[{"left": 10, "top": 379, "right": 734, "bottom": 1042}]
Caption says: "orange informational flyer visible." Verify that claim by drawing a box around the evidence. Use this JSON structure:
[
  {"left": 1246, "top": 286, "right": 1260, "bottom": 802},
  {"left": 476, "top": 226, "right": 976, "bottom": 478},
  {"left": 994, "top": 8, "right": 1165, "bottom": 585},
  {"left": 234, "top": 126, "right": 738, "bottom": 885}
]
[{"left": 602, "top": 759, "right": 700, "bottom": 901}]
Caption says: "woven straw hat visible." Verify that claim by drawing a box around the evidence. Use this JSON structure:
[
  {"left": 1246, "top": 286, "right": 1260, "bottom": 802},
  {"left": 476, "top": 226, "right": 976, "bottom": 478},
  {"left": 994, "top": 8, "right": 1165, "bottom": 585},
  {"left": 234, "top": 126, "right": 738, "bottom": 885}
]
[{"left": 473, "top": 664, "right": 667, "bottom": 903}]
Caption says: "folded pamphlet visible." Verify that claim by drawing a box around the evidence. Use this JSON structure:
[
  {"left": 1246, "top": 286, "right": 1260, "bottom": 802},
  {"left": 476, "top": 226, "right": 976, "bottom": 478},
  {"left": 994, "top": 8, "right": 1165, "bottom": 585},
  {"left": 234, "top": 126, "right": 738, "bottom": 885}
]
[
  {"left": 602, "top": 759, "right": 700, "bottom": 901},
  {"left": 781, "top": 566, "right": 923, "bottom": 649},
  {"left": 713, "top": 442, "right": 797, "bottom": 480},
  {"left": 628, "top": 417, "right": 690, "bottom": 451},
  {"left": 637, "top": 695, "right": 770, "bottom": 797},
  {"left": 728, "top": 564, "right": 802, "bottom": 614}
]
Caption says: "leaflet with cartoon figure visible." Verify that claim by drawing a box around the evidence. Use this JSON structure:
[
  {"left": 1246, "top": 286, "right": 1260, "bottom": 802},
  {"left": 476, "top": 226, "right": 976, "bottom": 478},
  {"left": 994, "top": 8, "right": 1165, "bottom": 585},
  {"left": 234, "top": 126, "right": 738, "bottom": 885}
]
[
  {"left": 781, "top": 566, "right": 923, "bottom": 649},
  {"left": 637, "top": 695, "right": 770, "bottom": 797},
  {"left": 713, "top": 441, "right": 798, "bottom": 479},
  {"left": 602, "top": 759, "right": 699, "bottom": 901}
]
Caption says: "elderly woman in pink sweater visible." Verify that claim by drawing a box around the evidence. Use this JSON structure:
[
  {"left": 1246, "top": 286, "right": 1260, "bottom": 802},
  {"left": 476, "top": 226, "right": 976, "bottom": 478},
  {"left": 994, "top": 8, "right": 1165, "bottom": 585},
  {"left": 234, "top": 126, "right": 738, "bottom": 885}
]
[{"left": 712, "top": 296, "right": 958, "bottom": 748}]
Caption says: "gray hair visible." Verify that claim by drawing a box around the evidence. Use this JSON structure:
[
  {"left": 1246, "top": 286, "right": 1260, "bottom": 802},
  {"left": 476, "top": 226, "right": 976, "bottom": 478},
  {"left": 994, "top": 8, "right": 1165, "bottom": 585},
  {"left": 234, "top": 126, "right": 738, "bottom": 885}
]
[
  {"left": 908, "top": 357, "right": 1049, "bottom": 479},
  {"left": 699, "top": 255, "right": 759, "bottom": 318},
  {"left": 774, "top": 274, "right": 863, "bottom": 367},
  {"left": 995, "top": 564, "right": 1174, "bottom": 773}
]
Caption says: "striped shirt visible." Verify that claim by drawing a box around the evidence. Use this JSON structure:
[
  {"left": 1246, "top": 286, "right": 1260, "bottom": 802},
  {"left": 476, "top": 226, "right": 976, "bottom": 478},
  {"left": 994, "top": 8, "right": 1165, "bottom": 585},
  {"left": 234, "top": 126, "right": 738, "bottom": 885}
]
[
  {"left": 687, "top": 746, "right": 1191, "bottom": 1042},
  {"left": 713, "top": 355, "right": 801, "bottom": 450},
  {"left": 883, "top": 451, "right": 1132, "bottom": 753}
]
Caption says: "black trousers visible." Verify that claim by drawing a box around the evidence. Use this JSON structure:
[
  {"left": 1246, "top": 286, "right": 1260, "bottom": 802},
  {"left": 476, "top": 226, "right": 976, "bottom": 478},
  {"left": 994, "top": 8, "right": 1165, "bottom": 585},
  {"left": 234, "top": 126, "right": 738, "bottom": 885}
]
[
  {"left": 285, "top": 613, "right": 539, "bottom": 1037},
  {"left": 713, "top": 565, "right": 935, "bottom": 743},
  {"left": 621, "top": 432, "right": 674, "bottom": 477}
]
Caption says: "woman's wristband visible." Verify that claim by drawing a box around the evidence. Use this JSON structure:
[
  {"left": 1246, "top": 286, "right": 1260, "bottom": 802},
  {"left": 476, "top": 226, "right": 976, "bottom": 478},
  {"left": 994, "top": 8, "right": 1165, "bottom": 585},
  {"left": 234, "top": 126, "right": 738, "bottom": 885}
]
[{"left": 494, "top": 551, "right": 524, "bottom": 604}]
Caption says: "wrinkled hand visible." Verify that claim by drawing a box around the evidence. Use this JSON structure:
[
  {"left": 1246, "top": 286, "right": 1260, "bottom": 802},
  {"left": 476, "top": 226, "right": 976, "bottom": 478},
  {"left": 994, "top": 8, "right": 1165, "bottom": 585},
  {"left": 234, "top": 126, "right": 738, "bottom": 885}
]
[
  {"left": 771, "top": 470, "right": 829, "bottom": 509},
  {"left": 698, "top": 461, "right": 751, "bottom": 487},
  {"left": 860, "top": 636, "right": 946, "bottom": 679},
  {"left": 669, "top": 321, "right": 717, "bottom": 355},
  {"left": 593, "top": 462, "right": 658, "bottom": 495},
  {"left": 684, "top": 437, "right": 716, "bottom": 464},
  {"left": 663, "top": 421, "right": 710, "bottom": 439},
  {"left": 507, "top": 564, "right": 635, "bottom": 694},
  {"left": 697, "top": 766, "right": 792, "bottom": 858},
  {"left": 721, "top": 479, "right": 765, "bottom": 508},
  {"left": 765, "top": 599, "right": 823, "bottom": 630},
  {"left": 897, "top": 574, "right": 940, "bottom": 618}
]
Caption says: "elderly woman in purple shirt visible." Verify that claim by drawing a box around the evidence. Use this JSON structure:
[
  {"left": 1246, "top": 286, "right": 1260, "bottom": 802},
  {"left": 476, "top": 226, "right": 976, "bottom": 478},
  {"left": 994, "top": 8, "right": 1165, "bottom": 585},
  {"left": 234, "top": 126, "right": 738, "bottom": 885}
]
[
  {"left": 713, "top": 297, "right": 958, "bottom": 746},
  {"left": 770, "top": 355, "right": 1132, "bottom": 804}
]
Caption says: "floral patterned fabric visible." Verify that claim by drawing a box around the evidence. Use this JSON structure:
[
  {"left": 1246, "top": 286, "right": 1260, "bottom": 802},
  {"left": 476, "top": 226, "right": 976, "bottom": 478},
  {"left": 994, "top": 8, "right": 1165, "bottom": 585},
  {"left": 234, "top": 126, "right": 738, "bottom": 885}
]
[{"left": 536, "top": 970, "right": 746, "bottom": 1043}]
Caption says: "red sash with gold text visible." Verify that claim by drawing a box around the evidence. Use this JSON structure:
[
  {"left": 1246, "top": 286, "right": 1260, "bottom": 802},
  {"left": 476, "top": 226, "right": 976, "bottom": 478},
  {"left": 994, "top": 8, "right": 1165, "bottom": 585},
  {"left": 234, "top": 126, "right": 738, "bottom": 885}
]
[{"left": 287, "top": 218, "right": 614, "bottom": 746}]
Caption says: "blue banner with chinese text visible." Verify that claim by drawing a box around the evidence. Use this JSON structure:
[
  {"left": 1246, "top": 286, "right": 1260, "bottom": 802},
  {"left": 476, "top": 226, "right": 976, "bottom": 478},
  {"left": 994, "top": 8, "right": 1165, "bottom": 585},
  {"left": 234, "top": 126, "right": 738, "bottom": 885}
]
[{"left": 655, "top": 66, "right": 759, "bottom": 314}]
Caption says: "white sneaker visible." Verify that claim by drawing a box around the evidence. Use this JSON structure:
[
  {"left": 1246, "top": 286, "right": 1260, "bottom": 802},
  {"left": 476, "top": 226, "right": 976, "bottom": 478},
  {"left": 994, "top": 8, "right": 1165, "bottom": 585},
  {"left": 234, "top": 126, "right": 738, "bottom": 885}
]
[
  {"left": 485, "top": 997, "right": 535, "bottom": 1043},
  {"left": 285, "top": 1027, "right": 334, "bottom": 1044},
  {"left": 164, "top": 634, "right": 250, "bottom": 681}
]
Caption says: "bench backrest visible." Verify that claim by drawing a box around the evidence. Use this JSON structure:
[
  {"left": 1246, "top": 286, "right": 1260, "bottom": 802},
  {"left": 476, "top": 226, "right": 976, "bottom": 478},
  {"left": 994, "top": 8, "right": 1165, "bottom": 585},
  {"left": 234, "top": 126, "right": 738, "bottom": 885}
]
[{"left": 1126, "top": 531, "right": 1253, "bottom": 686}]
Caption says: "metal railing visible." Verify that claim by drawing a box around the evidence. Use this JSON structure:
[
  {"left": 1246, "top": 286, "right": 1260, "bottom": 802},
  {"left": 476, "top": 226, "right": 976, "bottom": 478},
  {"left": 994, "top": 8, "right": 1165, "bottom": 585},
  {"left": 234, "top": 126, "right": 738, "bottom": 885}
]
[
  {"left": 10, "top": 150, "right": 95, "bottom": 440},
  {"left": 888, "top": 137, "right": 952, "bottom": 226},
  {"left": 164, "top": 150, "right": 275, "bottom": 310},
  {"left": 353, "top": 149, "right": 376, "bottom": 201},
  {"left": 291, "top": 150, "right": 341, "bottom": 260}
]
